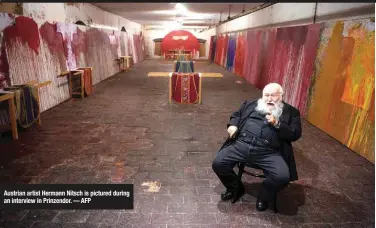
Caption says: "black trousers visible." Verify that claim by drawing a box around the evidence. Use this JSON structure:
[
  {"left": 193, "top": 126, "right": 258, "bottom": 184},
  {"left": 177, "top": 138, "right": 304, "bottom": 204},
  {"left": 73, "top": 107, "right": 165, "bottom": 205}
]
[{"left": 212, "top": 138, "right": 290, "bottom": 201}]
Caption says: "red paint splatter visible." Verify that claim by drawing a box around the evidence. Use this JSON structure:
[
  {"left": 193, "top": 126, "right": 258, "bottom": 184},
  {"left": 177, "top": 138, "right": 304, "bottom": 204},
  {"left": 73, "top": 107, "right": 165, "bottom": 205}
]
[
  {"left": 240, "top": 24, "right": 320, "bottom": 114},
  {"left": 234, "top": 34, "right": 245, "bottom": 77},
  {"left": 222, "top": 34, "right": 229, "bottom": 67},
  {"left": 39, "top": 22, "right": 67, "bottom": 71},
  {"left": 0, "top": 13, "right": 14, "bottom": 88},
  {"left": 39, "top": 22, "right": 64, "bottom": 54},
  {"left": 3, "top": 16, "right": 40, "bottom": 54},
  {"left": 268, "top": 25, "right": 320, "bottom": 113},
  {"left": 72, "top": 27, "right": 87, "bottom": 61},
  {"left": 86, "top": 28, "right": 110, "bottom": 45},
  {"left": 0, "top": 40, "right": 10, "bottom": 89},
  {"left": 214, "top": 35, "right": 223, "bottom": 65},
  {"left": 243, "top": 30, "right": 264, "bottom": 87},
  {"left": 297, "top": 24, "right": 321, "bottom": 114},
  {"left": 85, "top": 28, "right": 117, "bottom": 58}
]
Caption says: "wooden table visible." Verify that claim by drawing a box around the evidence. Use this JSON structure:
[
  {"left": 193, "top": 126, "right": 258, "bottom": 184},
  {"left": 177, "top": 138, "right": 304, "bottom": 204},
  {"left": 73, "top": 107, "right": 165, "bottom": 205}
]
[
  {"left": 0, "top": 80, "right": 51, "bottom": 139},
  {"left": 58, "top": 70, "right": 85, "bottom": 98},
  {"left": 0, "top": 92, "right": 18, "bottom": 139},
  {"left": 117, "top": 56, "right": 132, "bottom": 71},
  {"left": 25, "top": 80, "right": 52, "bottom": 125}
]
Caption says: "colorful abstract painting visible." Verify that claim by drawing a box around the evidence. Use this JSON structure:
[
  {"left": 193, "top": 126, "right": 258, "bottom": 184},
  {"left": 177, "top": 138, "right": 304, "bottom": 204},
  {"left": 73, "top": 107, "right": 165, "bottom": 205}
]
[
  {"left": 221, "top": 34, "right": 229, "bottom": 67},
  {"left": 306, "top": 19, "right": 375, "bottom": 163},
  {"left": 242, "top": 24, "right": 321, "bottom": 114},
  {"left": 214, "top": 35, "right": 223, "bottom": 65},
  {"left": 233, "top": 32, "right": 245, "bottom": 77},
  {"left": 226, "top": 34, "right": 237, "bottom": 71},
  {"left": 210, "top": 19, "right": 374, "bottom": 162},
  {"left": 208, "top": 35, "right": 216, "bottom": 62}
]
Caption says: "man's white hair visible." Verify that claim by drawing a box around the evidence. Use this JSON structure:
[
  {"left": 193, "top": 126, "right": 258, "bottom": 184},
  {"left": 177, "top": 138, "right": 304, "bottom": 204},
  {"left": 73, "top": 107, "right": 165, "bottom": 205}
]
[{"left": 263, "top": 83, "right": 284, "bottom": 95}]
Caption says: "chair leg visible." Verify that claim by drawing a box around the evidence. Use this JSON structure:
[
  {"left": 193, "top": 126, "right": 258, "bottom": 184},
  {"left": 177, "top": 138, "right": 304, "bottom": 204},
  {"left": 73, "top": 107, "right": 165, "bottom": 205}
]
[
  {"left": 237, "top": 163, "right": 245, "bottom": 182},
  {"left": 273, "top": 193, "right": 278, "bottom": 213},
  {"left": 232, "top": 163, "right": 245, "bottom": 204}
]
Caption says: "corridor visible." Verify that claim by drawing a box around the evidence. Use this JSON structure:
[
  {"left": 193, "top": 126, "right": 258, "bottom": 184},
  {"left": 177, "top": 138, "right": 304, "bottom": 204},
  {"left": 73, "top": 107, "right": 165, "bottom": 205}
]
[{"left": 0, "top": 59, "right": 374, "bottom": 228}]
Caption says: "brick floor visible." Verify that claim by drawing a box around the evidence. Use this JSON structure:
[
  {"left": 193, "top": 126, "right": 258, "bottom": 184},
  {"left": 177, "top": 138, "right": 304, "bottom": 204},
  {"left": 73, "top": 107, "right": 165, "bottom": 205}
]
[{"left": 0, "top": 59, "right": 374, "bottom": 228}]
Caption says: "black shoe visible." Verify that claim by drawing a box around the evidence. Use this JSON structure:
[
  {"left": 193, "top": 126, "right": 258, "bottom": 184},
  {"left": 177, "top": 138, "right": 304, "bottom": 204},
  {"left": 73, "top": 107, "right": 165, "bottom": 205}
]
[
  {"left": 256, "top": 197, "right": 268, "bottom": 211},
  {"left": 231, "top": 185, "right": 245, "bottom": 204},
  {"left": 221, "top": 190, "right": 234, "bottom": 201}
]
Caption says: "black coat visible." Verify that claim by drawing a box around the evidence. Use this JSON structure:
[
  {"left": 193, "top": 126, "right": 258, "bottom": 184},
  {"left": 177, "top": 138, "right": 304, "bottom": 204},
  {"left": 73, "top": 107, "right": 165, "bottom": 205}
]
[{"left": 219, "top": 100, "right": 302, "bottom": 181}]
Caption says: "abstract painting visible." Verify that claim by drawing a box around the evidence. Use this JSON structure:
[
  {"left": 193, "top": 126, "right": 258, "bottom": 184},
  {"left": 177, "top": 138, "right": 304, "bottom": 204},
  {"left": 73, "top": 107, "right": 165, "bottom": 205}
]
[
  {"left": 242, "top": 24, "right": 321, "bottom": 114},
  {"left": 306, "top": 19, "right": 375, "bottom": 163}
]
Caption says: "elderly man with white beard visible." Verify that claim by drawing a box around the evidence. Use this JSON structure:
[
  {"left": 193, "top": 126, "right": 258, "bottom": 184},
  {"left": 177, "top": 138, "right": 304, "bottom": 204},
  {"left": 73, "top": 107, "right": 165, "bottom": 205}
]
[{"left": 212, "top": 83, "right": 302, "bottom": 212}]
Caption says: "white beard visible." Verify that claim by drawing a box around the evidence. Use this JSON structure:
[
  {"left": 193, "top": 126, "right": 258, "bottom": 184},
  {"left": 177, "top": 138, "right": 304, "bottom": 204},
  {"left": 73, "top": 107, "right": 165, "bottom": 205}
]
[{"left": 255, "top": 98, "right": 284, "bottom": 121}]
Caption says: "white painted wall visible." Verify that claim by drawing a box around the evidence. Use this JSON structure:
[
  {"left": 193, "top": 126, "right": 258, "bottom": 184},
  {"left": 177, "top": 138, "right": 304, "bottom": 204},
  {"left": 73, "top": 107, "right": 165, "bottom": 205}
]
[
  {"left": 65, "top": 3, "right": 142, "bottom": 34},
  {"left": 201, "top": 3, "right": 375, "bottom": 57},
  {"left": 23, "top": 3, "right": 67, "bottom": 24},
  {"left": 22, "top": 3, "right": 143, "bottom": 35}
]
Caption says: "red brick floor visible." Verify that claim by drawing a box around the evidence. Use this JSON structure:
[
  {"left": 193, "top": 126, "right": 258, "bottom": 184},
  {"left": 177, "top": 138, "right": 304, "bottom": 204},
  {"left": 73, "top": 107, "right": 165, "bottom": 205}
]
[{"left": 0, "top": 59, "right": 374, "bottom": 228}]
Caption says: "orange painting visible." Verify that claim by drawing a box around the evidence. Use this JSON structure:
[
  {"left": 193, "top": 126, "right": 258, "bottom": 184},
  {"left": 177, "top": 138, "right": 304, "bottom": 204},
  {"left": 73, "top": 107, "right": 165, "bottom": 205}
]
[{"left": 306, "top": 19, "right": 375, "bottom": 163}]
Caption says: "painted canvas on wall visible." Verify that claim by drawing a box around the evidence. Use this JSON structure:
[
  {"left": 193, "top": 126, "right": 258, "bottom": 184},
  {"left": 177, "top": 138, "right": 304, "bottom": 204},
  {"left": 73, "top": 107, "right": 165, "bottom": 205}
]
[
  {"left": 214, "top": 35, "right": 223, "bottom": 65},
  {"left": 226, "top": 34, "right": 236, "bottom": 71},
  {"left": 306, "top": 19, "right": 375, "bottom": 163},
  {"left": 242, "top": 24, "right": 321, "bottom": 114},
  {"left": 0, "top": 13, "right": 143, "bottom": 126},
  {"left": 233, "top": 32, "right": 245, "bottom": 77},
  {"left": 209, "top": 18, "right": 374, "bottom": 162}
]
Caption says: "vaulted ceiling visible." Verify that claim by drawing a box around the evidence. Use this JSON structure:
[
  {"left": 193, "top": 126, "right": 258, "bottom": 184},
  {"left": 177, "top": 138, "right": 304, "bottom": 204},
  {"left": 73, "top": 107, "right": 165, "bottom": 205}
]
[{"left": 93, "top": 3, "right": 265, "bottom": 29}]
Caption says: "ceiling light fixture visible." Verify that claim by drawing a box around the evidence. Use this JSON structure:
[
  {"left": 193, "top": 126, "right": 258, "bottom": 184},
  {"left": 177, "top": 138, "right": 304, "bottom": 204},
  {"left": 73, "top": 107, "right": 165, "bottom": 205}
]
[
  {"left": 151, "top": 10, "right": 177, "bottom": 15},
  {"left": 90, "top": 23, "right": 118, "bottom": 31},
  {"left": 175, "top": 3, "right": 188, "bottom": 15}
]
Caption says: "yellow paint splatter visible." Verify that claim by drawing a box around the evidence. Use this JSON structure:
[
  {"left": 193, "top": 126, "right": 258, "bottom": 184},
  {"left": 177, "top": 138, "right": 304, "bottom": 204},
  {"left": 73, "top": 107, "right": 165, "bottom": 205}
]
[
  {"left": 340, "top": 23, "right": 375, "bottom": 111},
  {"left": 307, "top": 19, "right": 375, "bottom": 163},
  {"left": 141, "top": 181, "right": 161, "bottom": 193}
]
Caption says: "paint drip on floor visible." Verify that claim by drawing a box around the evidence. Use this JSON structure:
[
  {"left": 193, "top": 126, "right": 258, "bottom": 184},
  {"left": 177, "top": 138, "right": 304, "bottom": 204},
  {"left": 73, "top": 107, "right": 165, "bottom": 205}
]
[{"left": 141, "top": 181, "right": 161, "bottom": 192}]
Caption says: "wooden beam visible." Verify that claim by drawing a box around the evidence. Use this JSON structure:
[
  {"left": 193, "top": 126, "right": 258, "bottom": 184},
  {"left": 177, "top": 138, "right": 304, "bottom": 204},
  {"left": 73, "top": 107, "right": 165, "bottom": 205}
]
[
  {"left": 8, "top": 95, "right": 18, "bottom": 139},
  {"left": 199, "top": 76, "right": 202, "bottom": 104},
  {"left": 36, "top": 81, "right": 52, "bottom": 88},
  {"left": 201, "top": 73, "right": 223, "bottom": 78},
  {"left": 73, "top": 71, "right": 83, "bottom": 76},
  {"left": 58, "top": 71, "right": 70, "bottom": 77},
  {"left": 0, "top": 93, "right": 14, "bottom": 102},
  {"left": 148, "top": 72, "right": 170, "bottom": 77},
  {"left": 26, "top": 80, "right": 52, "bottom": 88}
]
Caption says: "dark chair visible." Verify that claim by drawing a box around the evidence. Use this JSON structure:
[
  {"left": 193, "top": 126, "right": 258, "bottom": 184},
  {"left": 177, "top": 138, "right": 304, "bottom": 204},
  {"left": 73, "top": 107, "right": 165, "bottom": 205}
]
[{"left": 236, "top": 162, "right": 279, "bottom": 213}]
